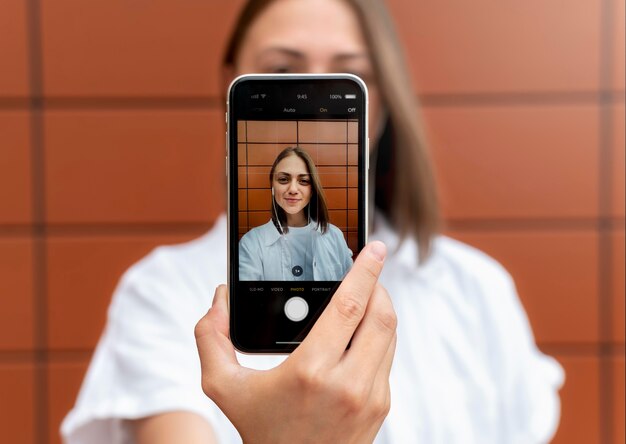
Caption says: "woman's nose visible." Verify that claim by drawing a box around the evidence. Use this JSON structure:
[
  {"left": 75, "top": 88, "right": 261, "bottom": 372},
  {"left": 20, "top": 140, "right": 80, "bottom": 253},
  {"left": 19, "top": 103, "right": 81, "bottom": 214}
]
[{"left": 288, "top": 180, "right": 299, "bottom": 193}]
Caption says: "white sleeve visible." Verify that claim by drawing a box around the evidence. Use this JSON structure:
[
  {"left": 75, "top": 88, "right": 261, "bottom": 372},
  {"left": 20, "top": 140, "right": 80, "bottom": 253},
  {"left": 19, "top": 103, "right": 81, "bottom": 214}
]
[
  {"left": 482, "top": 269, "right": 565, "bottom": 443},
  {"left": 329, "top": 224, "right": 353, "bottom": 276},
  {"left": 60, "top": 249, "right": 241, "bottom": 444},
  {"left": 343, "top": 238, "right": 354, "bottom": 271}
]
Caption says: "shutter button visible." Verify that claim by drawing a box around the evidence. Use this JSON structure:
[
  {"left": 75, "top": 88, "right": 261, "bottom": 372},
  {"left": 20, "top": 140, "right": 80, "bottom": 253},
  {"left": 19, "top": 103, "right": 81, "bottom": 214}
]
[{"left": 284, "top": 297, "right": 308, "bottom": 322}]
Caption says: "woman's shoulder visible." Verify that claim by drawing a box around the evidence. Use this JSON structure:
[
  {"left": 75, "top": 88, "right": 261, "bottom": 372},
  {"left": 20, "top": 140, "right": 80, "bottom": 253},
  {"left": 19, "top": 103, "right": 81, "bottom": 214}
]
[
  {"left": 434, "top": 236, "right": 509, "bottom": 274},
  {"left": 426, "top": 235, "right": 514, "bottom": 295},
  {"left": 240, "top": 219, "right": 278, "bottom": 246},
  {"left": 319, "top": 223, "right": 351, "bottom": 249},
  {"left": 121, "top": 215, "right": 228, "bottom": 293},
  {"left": 324, "top": 222, "right": 345, "bottom": 238}
]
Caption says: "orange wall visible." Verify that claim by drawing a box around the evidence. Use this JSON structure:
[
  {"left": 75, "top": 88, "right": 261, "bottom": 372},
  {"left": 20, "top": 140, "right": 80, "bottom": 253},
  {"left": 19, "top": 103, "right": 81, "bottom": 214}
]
[{"left": 0, "top": 1, "right": 623, "bottom": 443}]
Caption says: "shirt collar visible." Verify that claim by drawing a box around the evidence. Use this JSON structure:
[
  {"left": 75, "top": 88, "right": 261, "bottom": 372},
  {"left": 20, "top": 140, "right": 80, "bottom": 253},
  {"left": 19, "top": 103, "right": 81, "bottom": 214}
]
[
  {"left": 259, "top": 220, "right": 283, "bottom": 246},
  {"left": 261, "top": 220, "right": 321, "bottom": 246}
]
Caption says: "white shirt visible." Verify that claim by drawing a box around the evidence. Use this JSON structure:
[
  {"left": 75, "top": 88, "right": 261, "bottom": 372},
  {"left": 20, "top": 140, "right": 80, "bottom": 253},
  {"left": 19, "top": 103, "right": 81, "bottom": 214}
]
[
  {"left": 239, "top": 219, "right": 353, "bottom": 281},
  {"left": 283, "top": 222, "right": 314, "bottom": 280},
  {"left": 61, "top": 214, "right": 564, "bottom": 444}
]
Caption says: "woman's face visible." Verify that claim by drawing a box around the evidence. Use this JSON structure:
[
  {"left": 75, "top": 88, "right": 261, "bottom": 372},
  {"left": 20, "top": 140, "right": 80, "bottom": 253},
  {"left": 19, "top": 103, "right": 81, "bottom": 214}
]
[
  {"left": 272, "top": 154, "right": 312, "bottom": 218},
  {"left": 234, "top": 0, "right": 383, "bottom": 138}
]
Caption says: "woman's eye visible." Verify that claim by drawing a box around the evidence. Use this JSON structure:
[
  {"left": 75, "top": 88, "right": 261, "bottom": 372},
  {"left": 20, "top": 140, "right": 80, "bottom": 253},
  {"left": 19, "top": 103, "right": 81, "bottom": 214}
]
[
  {"left": 299, "top": 179, "right": 310, "bottom": 185},
  {"left": 277, "top": 177, "right": 289, "bottom": 184}
]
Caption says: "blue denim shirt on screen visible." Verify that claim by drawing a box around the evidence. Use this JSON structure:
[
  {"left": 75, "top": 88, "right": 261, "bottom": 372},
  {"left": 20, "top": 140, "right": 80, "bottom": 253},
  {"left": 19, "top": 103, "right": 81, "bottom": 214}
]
[{"left": 239, "top": 220, "right": 353, "bottom": 281}]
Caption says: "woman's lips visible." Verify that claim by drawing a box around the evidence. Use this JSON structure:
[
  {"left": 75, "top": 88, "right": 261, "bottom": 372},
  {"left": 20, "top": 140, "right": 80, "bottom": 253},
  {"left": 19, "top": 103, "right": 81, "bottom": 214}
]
[{"left": 284, "top": 198, "right": 301, "bottom": 204}]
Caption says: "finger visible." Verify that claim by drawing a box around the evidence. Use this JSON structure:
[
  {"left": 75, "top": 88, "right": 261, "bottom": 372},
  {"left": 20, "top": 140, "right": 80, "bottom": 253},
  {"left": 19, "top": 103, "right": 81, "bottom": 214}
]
[
  {"left": 340, "top": 283, "right": 396, "bottom": 383},
  {"left": 295, "top": 241, "right": 387, "bottom": 365},
  {"left": 368, "top": 333, "right": 396, "bottom": 425},
  {"left": 350, "top": 333, "right": 396, "bottom": 444},
  {"left": 194, "top": 285, "right": 240, "bottom": 399},
  {"left": 374, "top": 331, "right": 397, "bottom": 389}
]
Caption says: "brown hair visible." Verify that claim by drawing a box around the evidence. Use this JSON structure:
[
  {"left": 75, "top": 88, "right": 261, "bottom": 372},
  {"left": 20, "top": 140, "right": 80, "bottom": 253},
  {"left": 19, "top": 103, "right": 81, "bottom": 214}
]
[
  {"left": 224, "top": 0, "right": 440, "bottom": 261},
  {"left": 269, "top": 147, "right": 329, "bottom": 234}
]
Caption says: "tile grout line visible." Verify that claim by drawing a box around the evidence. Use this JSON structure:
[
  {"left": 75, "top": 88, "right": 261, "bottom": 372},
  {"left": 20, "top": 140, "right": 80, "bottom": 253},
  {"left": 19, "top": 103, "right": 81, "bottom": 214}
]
[
  {"left": 0, "top": 90, "right": 624, "bottom": 111},
  {"left": 26, "top": 0, "right": 48, "bottom": 442},
  {"left": 0, "top": 222, "right": 215, "bottom": 235},
  {"left": 597, "top": 0, "right": 615, "bottom": 442},
  {"left": 1, "top": 217, "right": 624, "bottom": 229},
  {"left": 1, "top": 216, "right": 623, "bottom": 239},
  {"left": 419, "top": 90, "right": 625, "bottom": 107}
]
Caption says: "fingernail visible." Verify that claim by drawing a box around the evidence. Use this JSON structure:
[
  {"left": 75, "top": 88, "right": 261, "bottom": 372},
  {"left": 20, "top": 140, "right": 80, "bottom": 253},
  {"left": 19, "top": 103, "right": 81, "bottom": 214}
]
[
  {"left": 212, "top": 285, "right": 223, "bottom": 307},
  {"left": 368, "top": 241, "right": 386, "bottom": 262}
]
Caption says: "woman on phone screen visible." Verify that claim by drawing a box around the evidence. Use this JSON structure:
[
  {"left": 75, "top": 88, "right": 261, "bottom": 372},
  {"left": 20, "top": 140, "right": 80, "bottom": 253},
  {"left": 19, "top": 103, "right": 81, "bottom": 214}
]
[
  {"left": 62, "top": 1, "right": 564, "bottom": 443},
  {"left": 239, "top": 147, "right": 353, "bottom": 281}
]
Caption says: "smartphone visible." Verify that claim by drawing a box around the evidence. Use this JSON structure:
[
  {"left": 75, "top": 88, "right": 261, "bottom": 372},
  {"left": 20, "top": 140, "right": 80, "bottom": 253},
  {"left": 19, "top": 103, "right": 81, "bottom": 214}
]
[{"left": 226, "top": 74, "right": 368, "bottom": 353}]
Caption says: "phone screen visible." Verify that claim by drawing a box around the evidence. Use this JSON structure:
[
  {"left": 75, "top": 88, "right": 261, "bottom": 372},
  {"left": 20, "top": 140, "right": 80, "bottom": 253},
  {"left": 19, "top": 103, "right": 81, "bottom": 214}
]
[{"left": 227, "top": 74, "right": 368, "bottom": 353}]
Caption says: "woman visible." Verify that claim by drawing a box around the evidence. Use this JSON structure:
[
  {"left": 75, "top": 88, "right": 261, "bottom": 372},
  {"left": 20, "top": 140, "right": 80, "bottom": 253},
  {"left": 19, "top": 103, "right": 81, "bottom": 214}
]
[
  {"left": 62, "top": 0, "right": 564, "bottom": 443},
  {"left": 239, "top": 146, "right": 353, "bottom": 281}
]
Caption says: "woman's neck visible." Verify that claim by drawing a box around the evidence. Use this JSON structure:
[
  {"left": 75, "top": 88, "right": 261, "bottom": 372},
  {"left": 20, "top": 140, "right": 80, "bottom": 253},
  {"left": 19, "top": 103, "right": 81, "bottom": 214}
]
[{"left": 286, "top": 211, "right": 307, "bottom": 227}]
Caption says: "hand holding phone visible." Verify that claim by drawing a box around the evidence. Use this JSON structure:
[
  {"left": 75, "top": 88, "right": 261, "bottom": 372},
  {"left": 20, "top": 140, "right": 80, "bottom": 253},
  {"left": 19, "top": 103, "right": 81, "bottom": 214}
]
[{"left": 195, "top": 241, "right": 396, "bottom": 443}]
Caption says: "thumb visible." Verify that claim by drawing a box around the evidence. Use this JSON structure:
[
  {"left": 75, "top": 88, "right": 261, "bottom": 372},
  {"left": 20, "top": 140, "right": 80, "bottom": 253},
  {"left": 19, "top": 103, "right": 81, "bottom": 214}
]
[{"left": 195, "top": 285, "right": 239, "bottom": 400}]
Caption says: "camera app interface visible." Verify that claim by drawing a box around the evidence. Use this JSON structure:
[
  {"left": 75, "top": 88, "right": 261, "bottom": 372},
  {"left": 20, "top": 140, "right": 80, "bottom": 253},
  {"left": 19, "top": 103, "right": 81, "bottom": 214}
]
[{"left": 232, "top": 79, "right": 364, "bottom": 284}]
